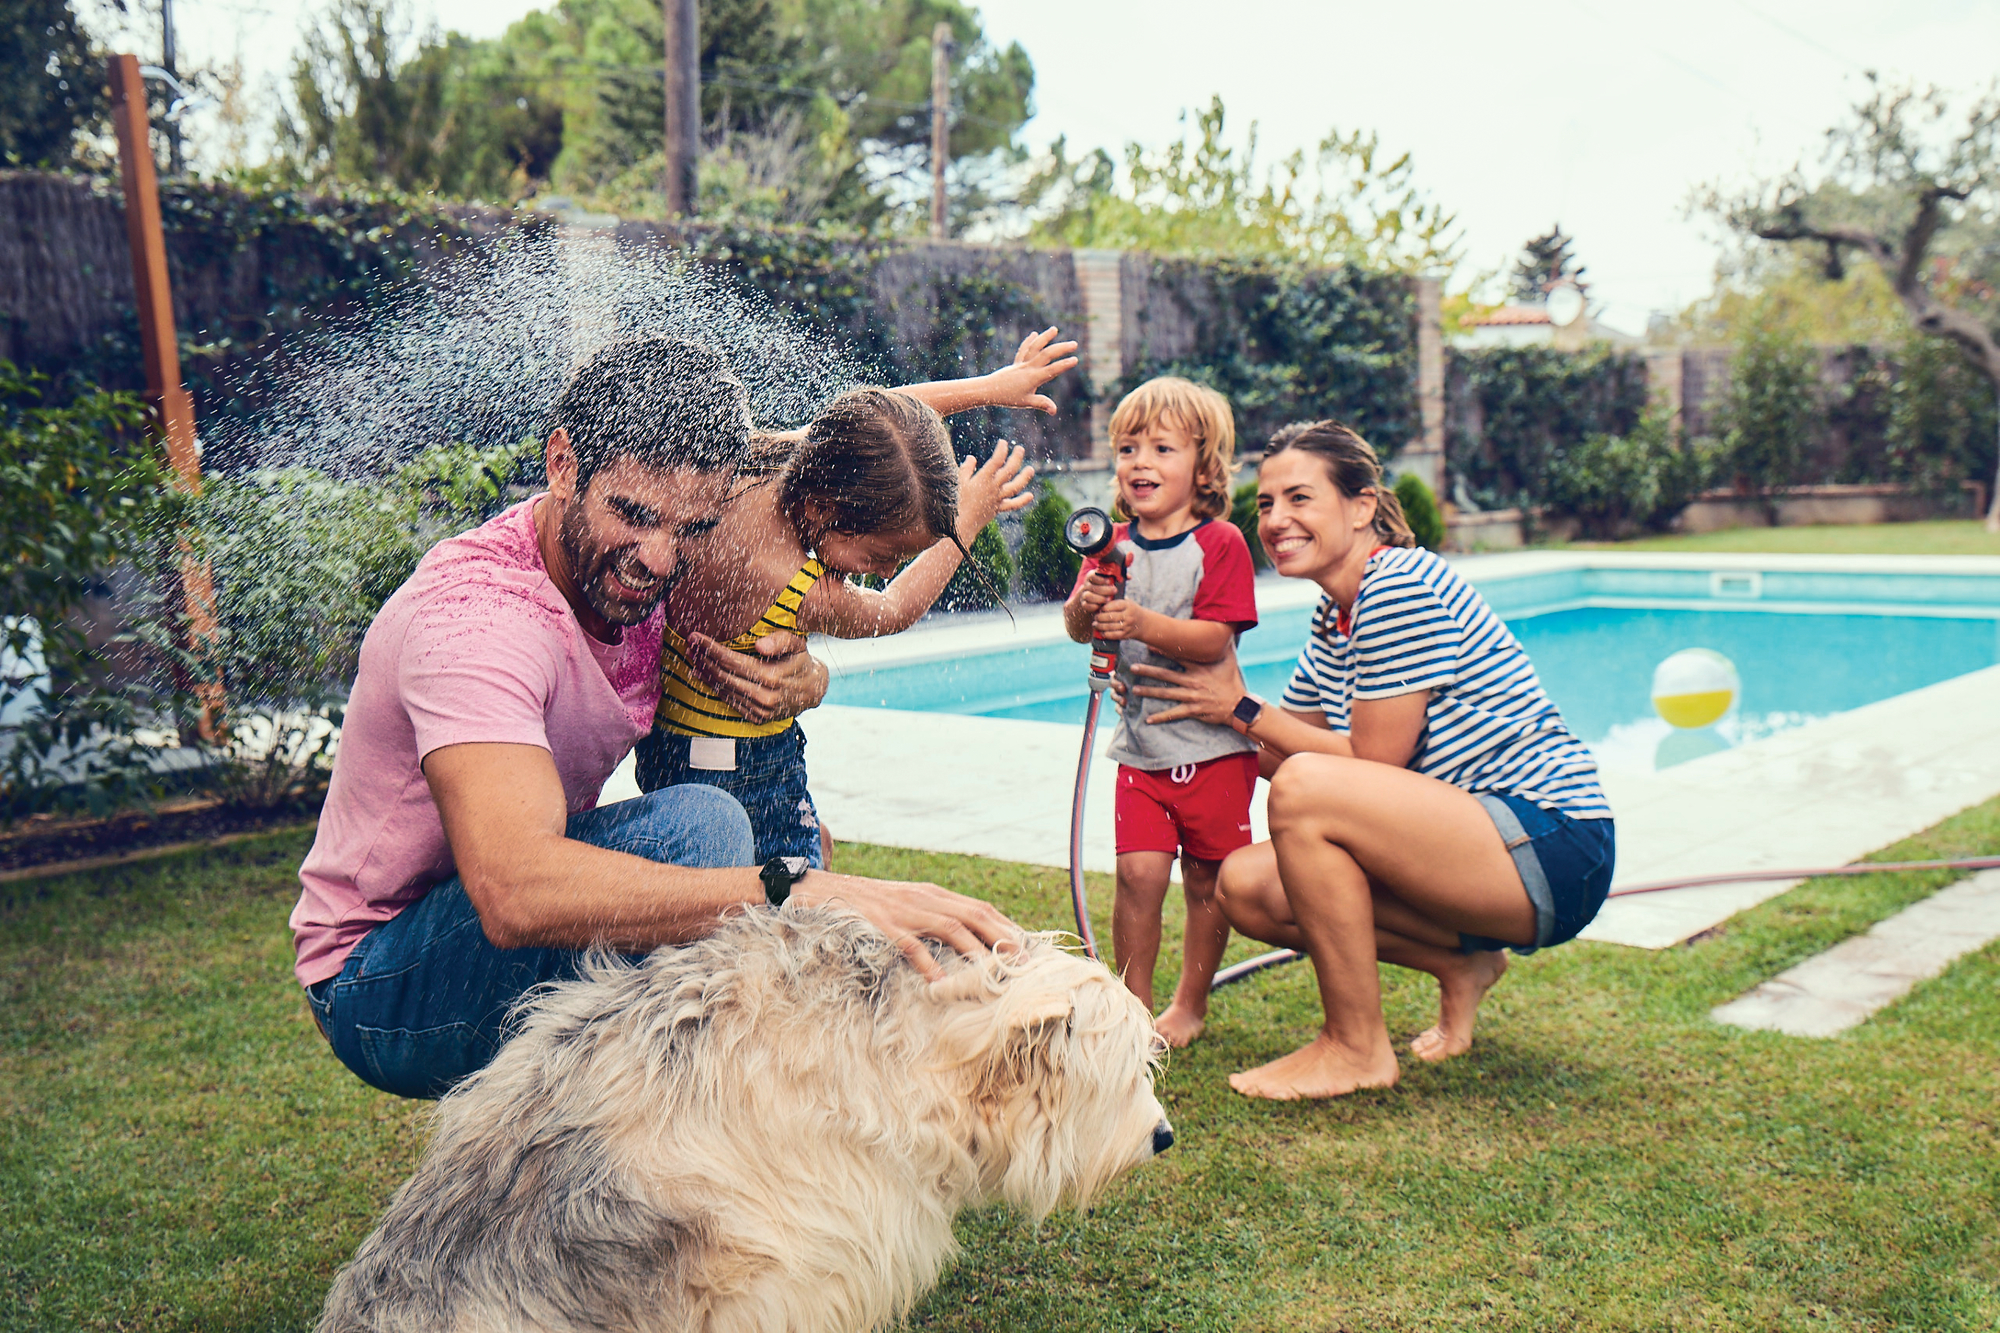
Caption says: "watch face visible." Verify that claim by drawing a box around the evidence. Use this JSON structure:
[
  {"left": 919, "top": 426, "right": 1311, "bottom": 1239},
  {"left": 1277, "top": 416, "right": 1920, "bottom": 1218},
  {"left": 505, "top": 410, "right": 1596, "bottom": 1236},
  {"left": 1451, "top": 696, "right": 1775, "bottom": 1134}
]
[{"left": 780, "top": 857, "right": 809, "bottom": 877}]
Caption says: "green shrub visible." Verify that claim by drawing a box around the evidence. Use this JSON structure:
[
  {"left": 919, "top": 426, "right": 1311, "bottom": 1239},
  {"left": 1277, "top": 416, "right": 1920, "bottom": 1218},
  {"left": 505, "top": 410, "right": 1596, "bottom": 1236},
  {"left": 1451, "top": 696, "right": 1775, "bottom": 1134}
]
[
  {"left": 938, "top": 521, "right": 1013, "bottom": 612},
  {"left": 1229, "top": 479, "right": 1269, "bottom": 569},
  {"left": 0, "top": 362, "right": 171, "bottom": 816},
  {"left": 1715, "top": 320, "right": 1821, "bottom": 506},
  {"left": 1886, "top": 331, "right": 1998, "bottom": 502},
  {"left": 1446, "top": 346, "right": 1651, "bottom": 511},
  {"left": 1392, "top": 472, "right": 1446, "bottom": 549},
  {"left": 1016, "top": 490, "right": 1081, "bottom": 601},
  {"left": 1544, "top": 405, "right": 1712, "bottom": 539}
]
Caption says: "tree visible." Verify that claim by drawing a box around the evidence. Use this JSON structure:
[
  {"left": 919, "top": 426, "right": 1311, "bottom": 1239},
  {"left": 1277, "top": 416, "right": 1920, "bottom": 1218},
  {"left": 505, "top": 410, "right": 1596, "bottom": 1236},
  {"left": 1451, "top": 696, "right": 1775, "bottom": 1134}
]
[
  {"left": 1023, "top": 96, "right": 1461, "bottom": 275},
  {"left": 522, "top": 0, "right": 1034, "bottom": 229},
  {"left": 1509, "top": 225, "right": 1585, "bottom": 303},
  {"left": 1, "top": 0, "right": 106, "bottom": 168},
  {"left": 1714, "top": 315, "right": 1821, "bottom": 513},
  {"left": 1712, "top": 77, "right": 2000, "bottom": 529},
  {"left": 281, "top": 0, "right": 563, "bottom": 198}
]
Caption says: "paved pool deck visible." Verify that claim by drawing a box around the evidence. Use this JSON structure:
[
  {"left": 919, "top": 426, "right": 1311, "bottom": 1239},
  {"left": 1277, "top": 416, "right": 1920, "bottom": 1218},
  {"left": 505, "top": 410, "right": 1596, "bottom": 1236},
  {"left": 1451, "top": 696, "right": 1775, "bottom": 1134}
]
[{"left": 605, "top": 549, "right": 2000, "bottom": 950}]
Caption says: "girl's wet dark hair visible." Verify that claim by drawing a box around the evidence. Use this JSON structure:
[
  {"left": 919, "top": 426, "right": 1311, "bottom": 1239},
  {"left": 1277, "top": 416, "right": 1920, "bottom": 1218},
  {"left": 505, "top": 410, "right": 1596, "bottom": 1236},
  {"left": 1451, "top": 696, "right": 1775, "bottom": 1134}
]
[
  {"left": 773, "top": 388, "right": 1006, "bottom": 605},
  {"left": 1263, "top": 420, "right": 1417, "bottom": 549},
  {"left": 549, "top": 337, "right": 753, "bottom": 489}
]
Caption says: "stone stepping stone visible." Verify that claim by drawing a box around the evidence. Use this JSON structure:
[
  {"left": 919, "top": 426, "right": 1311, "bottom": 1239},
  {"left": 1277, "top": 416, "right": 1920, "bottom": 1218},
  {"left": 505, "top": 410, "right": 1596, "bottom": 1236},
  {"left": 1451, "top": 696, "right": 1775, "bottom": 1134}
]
[{"left": 1711, "top": 868, "right": 2000, "bottom": 1037}]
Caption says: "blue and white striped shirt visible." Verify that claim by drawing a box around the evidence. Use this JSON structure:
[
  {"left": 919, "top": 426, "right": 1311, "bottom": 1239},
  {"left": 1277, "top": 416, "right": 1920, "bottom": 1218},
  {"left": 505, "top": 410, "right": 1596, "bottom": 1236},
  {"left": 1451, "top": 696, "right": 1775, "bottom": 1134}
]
[{"left": 1281, "top": 546, "right": 1611, "bottom": 819}]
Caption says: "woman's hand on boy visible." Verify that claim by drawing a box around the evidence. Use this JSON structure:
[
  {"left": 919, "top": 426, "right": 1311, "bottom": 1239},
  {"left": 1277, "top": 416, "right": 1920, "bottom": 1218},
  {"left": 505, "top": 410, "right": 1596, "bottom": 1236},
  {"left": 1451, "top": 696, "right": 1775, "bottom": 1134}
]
[
  {"left": 1129, "top": 654, "right": 1247, "bottom": 727},
  {"left": 983, "top": 326, "right": 1079, "bottom": 414},
  {"left": 956, "top": 441, "right": 1036, "bottom": 539}
]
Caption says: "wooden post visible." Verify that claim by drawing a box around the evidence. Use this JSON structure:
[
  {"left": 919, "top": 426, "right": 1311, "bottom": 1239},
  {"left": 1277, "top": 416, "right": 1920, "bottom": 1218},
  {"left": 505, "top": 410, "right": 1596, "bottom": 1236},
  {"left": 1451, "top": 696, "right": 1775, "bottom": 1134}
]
[
  {"left": 663, "top": 0, "right": 699, "bottom": 216},
  {"left": 109, "top": 53, "right": 223, "bottom": 738},
  {"left": 929, "top": 22, "right": 953, "bottom": 240}
]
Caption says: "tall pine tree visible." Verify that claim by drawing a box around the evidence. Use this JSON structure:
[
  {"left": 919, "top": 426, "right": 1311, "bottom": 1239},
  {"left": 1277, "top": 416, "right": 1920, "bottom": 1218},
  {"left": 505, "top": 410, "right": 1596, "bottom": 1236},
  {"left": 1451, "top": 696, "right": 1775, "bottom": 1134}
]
[{"left": 1510, "top": 225, "right": 1586, "bottom": 303}]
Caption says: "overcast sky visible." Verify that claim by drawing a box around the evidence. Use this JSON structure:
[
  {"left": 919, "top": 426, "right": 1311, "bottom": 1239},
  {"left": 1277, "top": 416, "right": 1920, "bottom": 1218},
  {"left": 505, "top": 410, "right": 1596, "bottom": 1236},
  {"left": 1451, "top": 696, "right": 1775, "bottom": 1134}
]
[{"left": 158, "top": 0, "right": 2000, "bottom": 334}]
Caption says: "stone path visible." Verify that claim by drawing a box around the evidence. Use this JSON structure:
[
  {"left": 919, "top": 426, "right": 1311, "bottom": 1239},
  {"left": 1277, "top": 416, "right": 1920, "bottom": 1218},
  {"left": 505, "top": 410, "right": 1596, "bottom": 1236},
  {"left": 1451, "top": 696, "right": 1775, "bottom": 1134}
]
[{"left": 1711, "top": 868, "right": 2000, "bottom": 1037}]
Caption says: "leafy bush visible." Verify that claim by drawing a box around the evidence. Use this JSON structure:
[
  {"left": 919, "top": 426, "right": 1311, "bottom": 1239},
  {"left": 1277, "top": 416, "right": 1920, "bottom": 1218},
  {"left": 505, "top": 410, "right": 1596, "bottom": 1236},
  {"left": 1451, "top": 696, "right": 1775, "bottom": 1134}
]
[
  {"left": 1230, "top": 480, "right": 1269, "bottom": 569},
  {"left": 1392, "top": 473, "right": 1445, "bottom": 549},
  {"left": 937, "top": 521, "right": 1013, "bottom": 613},
  {"left": 0, "top": 363, "right": 174, "bottom": 816},
  {"left": 1016, "top": 490, "right": 1081, "bottom": 601},
  {"left": 1715, "top": 321, "right": 1821, "bottom": 505},
  {"left": 1446, "top": 346, "right": 1650, "bottom": 512},
  {"left": 1544, "top": 407, "right": 1713, "bottom": 539},
  {"left": 1885, "top": 331, "right": 1998, "bottom": 501}
]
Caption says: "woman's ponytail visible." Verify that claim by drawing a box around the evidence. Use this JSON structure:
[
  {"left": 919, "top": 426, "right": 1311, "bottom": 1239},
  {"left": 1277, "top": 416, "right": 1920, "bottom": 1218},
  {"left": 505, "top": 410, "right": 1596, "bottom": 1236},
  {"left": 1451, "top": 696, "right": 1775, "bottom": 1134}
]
[{"left": 1263, "top": 420, "right": 1416, "bottom": 549}]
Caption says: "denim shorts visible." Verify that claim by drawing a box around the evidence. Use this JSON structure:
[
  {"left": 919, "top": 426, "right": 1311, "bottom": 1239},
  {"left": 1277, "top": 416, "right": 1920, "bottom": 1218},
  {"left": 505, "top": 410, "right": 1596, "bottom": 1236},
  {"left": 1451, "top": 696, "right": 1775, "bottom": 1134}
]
[
  {"left": 633, "top": 723, "right": 825, "bottom": 866},
  {"left": 1460, "top": 793, "right": 1615, "bottom": 955},
  {"left": 304, "top": 784, "right": 755, "bottom": 1100}
]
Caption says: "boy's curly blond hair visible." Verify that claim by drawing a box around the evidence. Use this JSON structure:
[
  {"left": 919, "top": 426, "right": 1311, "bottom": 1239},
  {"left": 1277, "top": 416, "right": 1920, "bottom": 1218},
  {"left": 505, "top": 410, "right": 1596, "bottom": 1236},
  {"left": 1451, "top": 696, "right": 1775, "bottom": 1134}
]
[{"left": 1107, "top": 377, "right": 1237, "bottom": 522}]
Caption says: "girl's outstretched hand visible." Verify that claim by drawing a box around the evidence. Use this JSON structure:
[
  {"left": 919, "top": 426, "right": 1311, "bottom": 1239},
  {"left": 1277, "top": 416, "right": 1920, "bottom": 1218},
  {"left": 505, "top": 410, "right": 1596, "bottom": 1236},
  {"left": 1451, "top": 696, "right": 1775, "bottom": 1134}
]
[
  {"left": 983, "top": 326, "right": 1080, "bottom": 414},
  {"left": 956, "top": 440, "right": 1036, "bottom": 540}
]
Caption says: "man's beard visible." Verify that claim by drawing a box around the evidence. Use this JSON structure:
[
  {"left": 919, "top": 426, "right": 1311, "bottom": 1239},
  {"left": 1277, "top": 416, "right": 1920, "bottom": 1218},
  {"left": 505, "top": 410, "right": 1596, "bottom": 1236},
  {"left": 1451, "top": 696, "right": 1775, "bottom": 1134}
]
[{"left": 558, "top": 504, "right": 674, "bottom": 626}]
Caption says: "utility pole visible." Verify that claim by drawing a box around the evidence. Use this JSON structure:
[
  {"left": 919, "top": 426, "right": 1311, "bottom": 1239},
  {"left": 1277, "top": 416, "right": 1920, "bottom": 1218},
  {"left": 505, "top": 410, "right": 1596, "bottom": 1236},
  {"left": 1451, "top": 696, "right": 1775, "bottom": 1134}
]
[
  {"left": 109, "top": 53, "right": 222, "bottom": 738},
  {"left": 929, "top": 21, "right": 953, "bottom": 240},
  {"left": 161, "top": 0, "right": 183, "bottom": 174},
  {"left": 663, "top": 0, "right": 699, "bottom": 216}
]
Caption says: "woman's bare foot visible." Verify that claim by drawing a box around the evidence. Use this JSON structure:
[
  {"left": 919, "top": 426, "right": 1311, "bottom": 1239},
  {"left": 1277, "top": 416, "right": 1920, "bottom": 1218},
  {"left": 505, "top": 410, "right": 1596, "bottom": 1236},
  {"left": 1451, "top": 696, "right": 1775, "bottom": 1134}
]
[
  {"left": 1228, "top": 1032, "right": 1399, "bottom": 1100},
  {"left": 1410, "top": 949, "right": 1508, "bottom": 1063},
  {"left": 1154, "top": 1002, "right": 1205, "bottom": 1048}
]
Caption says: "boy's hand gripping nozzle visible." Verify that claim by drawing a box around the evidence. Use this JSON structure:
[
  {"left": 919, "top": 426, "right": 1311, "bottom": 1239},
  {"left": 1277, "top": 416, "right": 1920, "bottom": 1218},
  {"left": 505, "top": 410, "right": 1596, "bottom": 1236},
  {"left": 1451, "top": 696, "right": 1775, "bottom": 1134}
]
[{"left": 1063, "top": 506, "right": 1128, "bottom": 693}]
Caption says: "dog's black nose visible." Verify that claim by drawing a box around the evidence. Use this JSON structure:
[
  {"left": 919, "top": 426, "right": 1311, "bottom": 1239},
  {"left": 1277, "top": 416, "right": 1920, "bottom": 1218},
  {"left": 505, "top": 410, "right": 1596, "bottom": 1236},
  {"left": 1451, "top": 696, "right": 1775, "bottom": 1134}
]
[{"left": 1151, "top": 1119, "right": 1175, "bottom": 1155}]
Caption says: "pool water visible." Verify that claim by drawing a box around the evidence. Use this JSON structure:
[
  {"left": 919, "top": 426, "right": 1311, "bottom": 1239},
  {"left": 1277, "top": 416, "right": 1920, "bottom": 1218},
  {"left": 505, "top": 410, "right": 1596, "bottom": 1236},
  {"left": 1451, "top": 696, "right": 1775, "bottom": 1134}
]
[{"left": 822, "top": 577, "right": 2000, "bottom": 773}]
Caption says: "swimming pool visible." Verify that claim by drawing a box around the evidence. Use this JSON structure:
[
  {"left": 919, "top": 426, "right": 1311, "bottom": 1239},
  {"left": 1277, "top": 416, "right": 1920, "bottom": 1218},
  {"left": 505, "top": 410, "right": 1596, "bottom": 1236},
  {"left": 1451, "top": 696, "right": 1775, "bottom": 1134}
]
[{"left": 822, "top": 561, "right": 2000, "bottom": 773}]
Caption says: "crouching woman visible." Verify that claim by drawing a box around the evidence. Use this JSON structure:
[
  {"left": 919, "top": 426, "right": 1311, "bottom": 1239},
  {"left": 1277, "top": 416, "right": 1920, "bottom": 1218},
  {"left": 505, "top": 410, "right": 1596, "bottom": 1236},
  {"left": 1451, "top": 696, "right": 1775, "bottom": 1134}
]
[{"left": 1129, "top": 421, "right": 1614, "bottom": 1100}]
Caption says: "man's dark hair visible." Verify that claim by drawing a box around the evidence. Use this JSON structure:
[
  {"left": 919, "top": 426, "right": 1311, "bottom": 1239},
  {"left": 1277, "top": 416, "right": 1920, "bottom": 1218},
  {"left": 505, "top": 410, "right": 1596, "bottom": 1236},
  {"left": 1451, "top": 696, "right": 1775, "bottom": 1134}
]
[{"left": 548, "top": 337, "right": 753, "bottom": 489}]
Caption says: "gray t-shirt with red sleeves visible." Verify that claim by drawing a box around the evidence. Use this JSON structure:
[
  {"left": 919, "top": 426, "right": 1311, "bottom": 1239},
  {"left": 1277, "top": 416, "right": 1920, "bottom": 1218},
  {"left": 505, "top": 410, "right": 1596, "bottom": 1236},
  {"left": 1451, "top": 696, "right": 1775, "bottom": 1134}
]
[{"left": 1072, "top": 518, "right": 1260, "bottom": 771}]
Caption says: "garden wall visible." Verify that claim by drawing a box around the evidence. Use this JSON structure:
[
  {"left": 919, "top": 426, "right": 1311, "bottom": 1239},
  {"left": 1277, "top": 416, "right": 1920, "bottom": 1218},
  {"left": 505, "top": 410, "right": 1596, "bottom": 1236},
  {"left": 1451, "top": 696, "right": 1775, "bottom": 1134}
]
[{"left": 0, "top": 172, "right": 1429, "bottom": 471}]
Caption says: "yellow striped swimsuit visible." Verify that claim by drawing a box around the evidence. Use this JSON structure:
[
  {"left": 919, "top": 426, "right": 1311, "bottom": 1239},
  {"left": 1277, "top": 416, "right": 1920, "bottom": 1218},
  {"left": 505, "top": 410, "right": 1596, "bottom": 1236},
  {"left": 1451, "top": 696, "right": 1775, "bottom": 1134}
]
[{"left": 656, "top": 558, "right": 826, "bottom": 738}]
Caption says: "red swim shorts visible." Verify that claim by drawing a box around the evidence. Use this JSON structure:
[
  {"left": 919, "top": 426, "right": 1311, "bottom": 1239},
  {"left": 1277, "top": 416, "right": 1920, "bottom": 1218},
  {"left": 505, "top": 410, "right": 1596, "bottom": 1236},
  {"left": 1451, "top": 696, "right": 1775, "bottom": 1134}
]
[{"left": 1115, "top": 752, "right": 1259, "bottom": 862}]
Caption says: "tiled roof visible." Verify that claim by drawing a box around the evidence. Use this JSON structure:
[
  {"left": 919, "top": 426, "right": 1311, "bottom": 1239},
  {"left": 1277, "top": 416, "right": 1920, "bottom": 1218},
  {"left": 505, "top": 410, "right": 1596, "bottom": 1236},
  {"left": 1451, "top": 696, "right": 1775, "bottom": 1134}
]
[{"left": 1469, "top": 305, "right": 1553, "bottom": 327}]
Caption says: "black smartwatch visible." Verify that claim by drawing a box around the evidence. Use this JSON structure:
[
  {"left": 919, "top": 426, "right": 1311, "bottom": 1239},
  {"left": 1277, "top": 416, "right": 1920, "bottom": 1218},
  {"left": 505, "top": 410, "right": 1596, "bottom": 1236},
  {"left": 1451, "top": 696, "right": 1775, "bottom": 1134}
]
[
  {"left": 1232, "top": 694, "right": 1266, "bottom": 732},
  {"left": 759, "top": 856, "right": 810, "bottom": 907}
]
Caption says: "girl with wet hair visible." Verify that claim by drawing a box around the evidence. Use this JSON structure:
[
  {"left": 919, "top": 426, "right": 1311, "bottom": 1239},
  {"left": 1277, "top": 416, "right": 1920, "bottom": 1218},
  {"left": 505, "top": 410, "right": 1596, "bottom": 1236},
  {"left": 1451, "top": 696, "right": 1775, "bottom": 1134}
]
[
  {"left": 635, "top": 329, "right": 1077, "bottom": 867},
  {"left": 1128, "top": 419, "right": 1614, "bottom": 1100}
]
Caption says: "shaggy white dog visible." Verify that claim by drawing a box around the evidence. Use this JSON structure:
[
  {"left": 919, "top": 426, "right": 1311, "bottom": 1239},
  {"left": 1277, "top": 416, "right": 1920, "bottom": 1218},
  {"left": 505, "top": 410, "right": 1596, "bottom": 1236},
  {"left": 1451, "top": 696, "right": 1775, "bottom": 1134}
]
[{"left": 316, "top": 905, "right": 1172, "bottom": 1333}]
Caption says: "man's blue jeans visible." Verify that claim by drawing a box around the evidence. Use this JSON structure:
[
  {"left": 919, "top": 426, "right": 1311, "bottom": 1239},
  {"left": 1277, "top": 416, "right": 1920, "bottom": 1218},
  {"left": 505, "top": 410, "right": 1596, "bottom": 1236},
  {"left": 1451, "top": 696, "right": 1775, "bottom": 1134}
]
[{"left": 305, "top": 785, "right": 755, "bottom": 1100}]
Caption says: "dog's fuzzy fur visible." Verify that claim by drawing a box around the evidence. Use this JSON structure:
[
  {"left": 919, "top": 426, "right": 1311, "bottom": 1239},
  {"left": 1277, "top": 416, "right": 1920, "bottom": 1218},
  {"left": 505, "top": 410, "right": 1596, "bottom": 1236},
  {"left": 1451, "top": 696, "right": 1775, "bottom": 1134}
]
[{"left": 316, "top": 906, "right": 1170, "bottom": 1333}]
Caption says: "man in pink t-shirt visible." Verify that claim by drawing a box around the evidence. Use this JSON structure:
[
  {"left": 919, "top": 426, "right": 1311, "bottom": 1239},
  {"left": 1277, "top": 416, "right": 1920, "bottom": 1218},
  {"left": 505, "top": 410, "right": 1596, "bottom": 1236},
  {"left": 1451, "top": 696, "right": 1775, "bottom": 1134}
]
[{"left": 294, "top": 338, "right": 1017, "bottom": 1099}]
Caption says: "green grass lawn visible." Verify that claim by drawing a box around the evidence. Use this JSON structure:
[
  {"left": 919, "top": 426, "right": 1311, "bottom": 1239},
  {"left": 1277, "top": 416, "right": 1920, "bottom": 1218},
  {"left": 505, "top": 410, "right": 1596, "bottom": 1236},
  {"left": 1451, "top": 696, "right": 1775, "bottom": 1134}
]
[
  {"left": 1575, "top": 519, "right": 2000, "bottom": 557},
  {"left": 5, "top": 806, "right": 1999, "bottom": 1332}
]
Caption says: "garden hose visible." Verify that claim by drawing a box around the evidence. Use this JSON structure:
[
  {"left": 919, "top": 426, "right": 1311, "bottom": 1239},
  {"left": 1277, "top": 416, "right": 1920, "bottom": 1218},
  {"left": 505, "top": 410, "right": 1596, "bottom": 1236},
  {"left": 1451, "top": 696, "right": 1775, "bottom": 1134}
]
[{"left": 1207, "top": 855, "right": 2000, "bottom": 989}]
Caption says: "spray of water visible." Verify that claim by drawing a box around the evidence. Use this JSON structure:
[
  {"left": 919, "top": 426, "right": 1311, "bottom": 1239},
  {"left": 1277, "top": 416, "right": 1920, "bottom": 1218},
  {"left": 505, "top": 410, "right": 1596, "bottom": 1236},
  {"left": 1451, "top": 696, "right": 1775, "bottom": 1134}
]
[{"left": 125, "top": 226, "right": 882, "bottom": 790}]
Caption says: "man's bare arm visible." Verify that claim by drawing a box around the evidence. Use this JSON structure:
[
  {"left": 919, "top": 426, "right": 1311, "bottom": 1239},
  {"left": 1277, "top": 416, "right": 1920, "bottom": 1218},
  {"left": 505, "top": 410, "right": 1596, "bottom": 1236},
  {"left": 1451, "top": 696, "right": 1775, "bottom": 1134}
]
[
  {"left": 424, "top": 742, "right": 760, "bottom": 951},
  {"left": 423, "top": 741, "right": 1022, "bottom": 976}
]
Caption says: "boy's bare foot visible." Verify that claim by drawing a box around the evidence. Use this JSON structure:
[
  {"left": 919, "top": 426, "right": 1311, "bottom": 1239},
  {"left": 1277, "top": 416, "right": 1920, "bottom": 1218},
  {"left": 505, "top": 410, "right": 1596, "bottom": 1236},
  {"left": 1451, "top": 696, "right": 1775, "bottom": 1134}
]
[
  {"left": 1228, "top": 1033, "right": 1399, "bottom": 1100},
  {"left": 1410, "top": 949, "right": 1508, "bottom": 1063},
  {"left": 1154, "top": 1002, "right": 1205, "bottom": 1048}
]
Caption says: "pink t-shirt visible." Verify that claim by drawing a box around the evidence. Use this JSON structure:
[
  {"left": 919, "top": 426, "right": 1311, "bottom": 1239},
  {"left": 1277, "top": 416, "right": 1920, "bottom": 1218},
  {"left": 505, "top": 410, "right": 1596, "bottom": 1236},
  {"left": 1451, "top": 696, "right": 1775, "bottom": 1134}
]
[{"left": 289, "top": 497, "right": 662, "bottom": 986}]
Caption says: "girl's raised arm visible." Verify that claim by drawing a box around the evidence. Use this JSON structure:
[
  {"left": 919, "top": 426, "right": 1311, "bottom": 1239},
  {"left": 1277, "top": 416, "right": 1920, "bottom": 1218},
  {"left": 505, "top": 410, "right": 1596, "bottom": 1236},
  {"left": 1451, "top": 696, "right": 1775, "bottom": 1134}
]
[
  {"left": 895, "top": 327, "right": 1079, "bottom": 419},
  {"left": 797, "top": 442, "right": 1033, "bottom": 639}
]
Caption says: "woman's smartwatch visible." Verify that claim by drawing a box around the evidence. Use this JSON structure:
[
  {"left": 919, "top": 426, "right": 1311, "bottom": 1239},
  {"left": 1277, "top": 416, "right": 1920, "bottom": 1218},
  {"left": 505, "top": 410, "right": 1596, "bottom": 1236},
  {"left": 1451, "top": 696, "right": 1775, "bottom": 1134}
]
[
  {"left": 759, "top": 856, "right": 810, "bottom": 906},
  {"left": 1232, "top": 694, "right": 1266, "bottom": 733}
]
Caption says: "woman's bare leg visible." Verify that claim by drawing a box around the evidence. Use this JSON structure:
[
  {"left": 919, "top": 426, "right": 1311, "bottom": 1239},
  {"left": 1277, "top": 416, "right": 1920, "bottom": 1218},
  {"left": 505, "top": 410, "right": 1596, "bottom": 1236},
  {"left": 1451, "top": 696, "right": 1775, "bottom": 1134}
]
[
  {"left": 1369, "top": 893, "right": 1508, "bottom": 1062},
  {"left": 1225, "top": 756, "right": 1532, "bottom": 1100},
  {"left": 1157, "top": 855, "right": 1228, "bottom": 1047},
  {"left": 1112, "top": 851, "right": 1174, "bottom": 1009},
  {"left": 1218, "top": 838, "right": 1511, "bottom": 1065}
]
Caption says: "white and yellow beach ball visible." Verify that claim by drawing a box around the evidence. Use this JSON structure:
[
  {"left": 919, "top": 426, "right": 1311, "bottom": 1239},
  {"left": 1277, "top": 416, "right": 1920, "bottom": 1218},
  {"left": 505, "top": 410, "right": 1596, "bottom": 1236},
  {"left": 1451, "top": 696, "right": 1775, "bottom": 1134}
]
[{"left": 1651, "top": 648, "right": 1739, "bottom": 729}]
